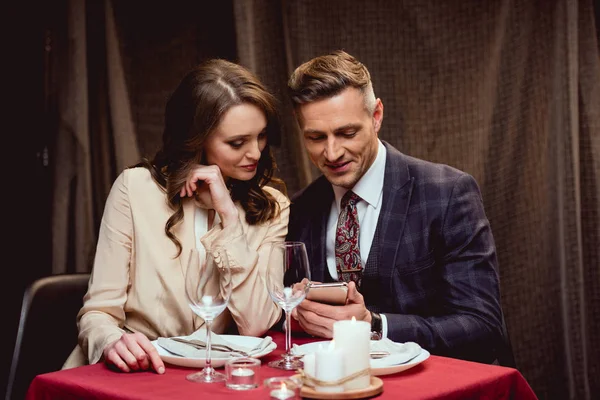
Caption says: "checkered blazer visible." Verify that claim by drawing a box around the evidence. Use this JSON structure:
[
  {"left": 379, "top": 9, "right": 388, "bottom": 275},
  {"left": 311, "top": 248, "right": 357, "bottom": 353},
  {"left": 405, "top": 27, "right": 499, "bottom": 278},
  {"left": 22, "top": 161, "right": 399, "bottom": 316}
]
[{"left": 287, "top": 141, "right": 504, "bottom": 363}]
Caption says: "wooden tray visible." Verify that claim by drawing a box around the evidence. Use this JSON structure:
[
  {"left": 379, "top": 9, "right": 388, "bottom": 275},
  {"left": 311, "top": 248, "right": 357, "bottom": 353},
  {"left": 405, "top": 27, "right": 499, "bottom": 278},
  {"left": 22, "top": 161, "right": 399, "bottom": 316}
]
[{"left": 297, "top": 376, "right": 383, "bottom": 399}]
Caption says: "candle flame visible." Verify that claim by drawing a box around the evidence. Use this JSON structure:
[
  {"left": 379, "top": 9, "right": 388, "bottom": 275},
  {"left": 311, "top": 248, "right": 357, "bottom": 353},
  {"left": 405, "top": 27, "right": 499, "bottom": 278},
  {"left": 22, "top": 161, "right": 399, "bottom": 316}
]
[
  {"left": 351, "top": 316, "right": 356, "bottom": 322},
  {"left": 282, "top": 382, "right": 287, "bottom": 391}
]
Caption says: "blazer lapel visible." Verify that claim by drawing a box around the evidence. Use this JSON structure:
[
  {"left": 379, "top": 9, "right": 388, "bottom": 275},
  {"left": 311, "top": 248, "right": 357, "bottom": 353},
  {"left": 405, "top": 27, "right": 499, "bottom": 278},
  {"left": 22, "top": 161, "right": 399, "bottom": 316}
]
[
  {"left": 376, "top": 142, "right": 413, "bottom": 285},
  {"left": 309, "top": 177, "right": 334, "bottom": 283}
]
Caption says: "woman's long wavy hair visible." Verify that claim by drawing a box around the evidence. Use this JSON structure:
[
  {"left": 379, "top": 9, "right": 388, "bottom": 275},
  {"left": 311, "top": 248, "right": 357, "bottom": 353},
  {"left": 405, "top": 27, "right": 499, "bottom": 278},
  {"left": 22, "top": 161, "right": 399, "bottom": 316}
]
[{"left": 134, "top": 59, "right": 285, "bottom": 257}]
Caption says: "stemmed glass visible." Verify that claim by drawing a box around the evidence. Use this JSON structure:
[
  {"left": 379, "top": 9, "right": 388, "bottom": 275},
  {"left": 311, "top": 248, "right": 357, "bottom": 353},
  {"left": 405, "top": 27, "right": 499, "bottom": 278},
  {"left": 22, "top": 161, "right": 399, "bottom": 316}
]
[
  {"left": 184, "top": 247, "right": 232, "bottom": 383},
  {"left": 266, "top": 241, "right": 311, "bottom": 370}
]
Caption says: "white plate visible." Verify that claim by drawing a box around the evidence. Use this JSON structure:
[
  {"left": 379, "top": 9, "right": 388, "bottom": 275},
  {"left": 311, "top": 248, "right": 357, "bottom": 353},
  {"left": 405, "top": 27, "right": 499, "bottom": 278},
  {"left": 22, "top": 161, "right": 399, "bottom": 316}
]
[
  {"left": 151, "top": 335, "right": 277, "bottom": 368},
  {"left": 292, "top": 341, "right": 430, "bottom": 376}
]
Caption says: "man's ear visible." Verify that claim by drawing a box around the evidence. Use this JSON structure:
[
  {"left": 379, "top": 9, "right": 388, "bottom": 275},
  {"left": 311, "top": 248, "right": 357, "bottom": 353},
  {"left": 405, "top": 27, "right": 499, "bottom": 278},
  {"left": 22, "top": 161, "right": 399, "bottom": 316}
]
[{"left": 373, "top": 99, "right": 384, "bottom": 134}]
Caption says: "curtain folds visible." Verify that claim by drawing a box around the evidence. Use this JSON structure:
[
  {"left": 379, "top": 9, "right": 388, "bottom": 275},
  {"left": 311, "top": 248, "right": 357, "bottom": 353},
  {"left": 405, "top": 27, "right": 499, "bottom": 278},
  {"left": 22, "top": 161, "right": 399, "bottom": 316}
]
[
  {"left": 236, "top": 2, "right": 600, "bottom": 398},
  {"left": 51, "top": 0, "right": 139, "bottom": 274},
  {"left": 49, "top": 0, "right": 599, "bottom": 397}
]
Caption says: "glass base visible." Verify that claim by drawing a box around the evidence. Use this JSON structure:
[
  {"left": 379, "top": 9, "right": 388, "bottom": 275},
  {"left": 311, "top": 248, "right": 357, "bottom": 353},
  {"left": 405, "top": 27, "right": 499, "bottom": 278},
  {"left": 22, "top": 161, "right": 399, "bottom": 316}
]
[
  {"left": 268, "top": 355, "right": 303, "bottom": 370},
  {"left": 226, "top": 382, "right": 258, "bottom": 390},
  {"left": 186, "top": 368, "right": 227, "bottom": 383}
]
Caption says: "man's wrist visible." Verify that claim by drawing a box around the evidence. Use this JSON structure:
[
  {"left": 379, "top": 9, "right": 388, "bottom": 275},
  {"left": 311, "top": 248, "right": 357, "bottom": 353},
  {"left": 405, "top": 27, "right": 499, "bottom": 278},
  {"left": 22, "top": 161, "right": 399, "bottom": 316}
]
[{"left": 370, "top": 311, "right": 383, "bottom": 340}]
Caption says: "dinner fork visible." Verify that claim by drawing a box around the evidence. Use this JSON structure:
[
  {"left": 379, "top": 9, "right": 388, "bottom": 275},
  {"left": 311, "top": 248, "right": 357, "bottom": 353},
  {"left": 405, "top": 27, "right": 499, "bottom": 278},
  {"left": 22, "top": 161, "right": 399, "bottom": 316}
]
[
  {"left": 170, "top": 337, "right": 251, "bottom": 357},
  {"left": 369, "top": 351, "right": 391, "bottom": 359}
]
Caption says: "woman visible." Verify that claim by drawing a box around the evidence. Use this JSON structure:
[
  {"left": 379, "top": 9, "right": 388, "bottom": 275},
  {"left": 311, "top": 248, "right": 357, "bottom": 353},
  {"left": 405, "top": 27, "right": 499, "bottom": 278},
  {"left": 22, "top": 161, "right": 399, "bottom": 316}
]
[{"left": 63, "top": 59, "right": 289, "bottom": 374}]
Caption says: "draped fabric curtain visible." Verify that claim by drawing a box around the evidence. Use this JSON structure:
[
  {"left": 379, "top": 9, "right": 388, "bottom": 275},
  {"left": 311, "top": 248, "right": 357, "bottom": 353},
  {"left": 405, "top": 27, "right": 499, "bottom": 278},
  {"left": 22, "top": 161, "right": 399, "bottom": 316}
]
[
  {"left": 50, "top": 0, "right": 139, "bottom": 274},
  {"left": 48, "top": 0, "right": 599, "bottom": 398},
  {"left": 232, "top": 2, "right": 600, "bottom": 398}
]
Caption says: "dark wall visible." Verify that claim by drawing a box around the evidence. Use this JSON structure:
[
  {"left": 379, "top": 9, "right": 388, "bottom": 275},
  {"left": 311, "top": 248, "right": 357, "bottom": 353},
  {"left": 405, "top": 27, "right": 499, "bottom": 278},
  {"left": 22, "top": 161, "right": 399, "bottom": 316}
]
[{"left": 3, "top": 2, "right": 54, "bottom": 397}]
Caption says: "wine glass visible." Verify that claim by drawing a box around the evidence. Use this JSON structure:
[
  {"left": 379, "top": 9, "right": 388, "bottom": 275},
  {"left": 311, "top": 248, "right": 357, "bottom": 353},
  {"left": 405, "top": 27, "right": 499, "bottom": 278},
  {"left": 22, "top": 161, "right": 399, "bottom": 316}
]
[
  {"left": 266, "top": 241, "right": 311, "bottom": 370},
  {"left": 184, "top": 246, "right": 232, "bottom": 383}
]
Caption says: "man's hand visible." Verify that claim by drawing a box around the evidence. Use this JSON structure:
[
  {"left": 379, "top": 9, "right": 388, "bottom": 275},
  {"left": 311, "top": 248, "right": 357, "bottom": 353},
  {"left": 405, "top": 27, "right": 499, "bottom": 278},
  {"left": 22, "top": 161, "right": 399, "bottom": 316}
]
[{"left": 293, "top": 281, "right": 371, "bottom": 338}]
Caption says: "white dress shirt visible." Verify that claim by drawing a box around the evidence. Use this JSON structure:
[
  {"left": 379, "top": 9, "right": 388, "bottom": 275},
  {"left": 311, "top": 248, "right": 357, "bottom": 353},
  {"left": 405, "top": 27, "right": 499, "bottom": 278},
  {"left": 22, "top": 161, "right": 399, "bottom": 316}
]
[{"left": 325, "top": 139, "right": 389, "bottom": 337}]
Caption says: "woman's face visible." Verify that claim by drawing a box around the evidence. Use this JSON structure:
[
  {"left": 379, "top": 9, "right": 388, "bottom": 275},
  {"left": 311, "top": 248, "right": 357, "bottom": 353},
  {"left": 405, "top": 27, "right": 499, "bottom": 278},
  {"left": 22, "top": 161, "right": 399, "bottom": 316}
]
[{"left": 204, "top": 103, "right": 268, "bottom": 181}]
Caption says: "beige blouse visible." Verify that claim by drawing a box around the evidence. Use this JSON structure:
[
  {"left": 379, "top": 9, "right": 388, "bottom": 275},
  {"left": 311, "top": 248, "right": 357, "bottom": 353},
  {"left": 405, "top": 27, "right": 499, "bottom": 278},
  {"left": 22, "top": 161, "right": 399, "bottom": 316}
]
[{"left": 63, "top": 167, "right": 288, "bottom": 368}]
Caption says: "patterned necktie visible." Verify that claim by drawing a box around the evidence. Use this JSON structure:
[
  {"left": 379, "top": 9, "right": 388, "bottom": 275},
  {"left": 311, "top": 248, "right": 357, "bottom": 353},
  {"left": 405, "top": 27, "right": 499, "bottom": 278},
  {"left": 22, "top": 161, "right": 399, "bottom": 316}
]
[{"left": 335, "top": 191, "right": 363, "bottom": 286}]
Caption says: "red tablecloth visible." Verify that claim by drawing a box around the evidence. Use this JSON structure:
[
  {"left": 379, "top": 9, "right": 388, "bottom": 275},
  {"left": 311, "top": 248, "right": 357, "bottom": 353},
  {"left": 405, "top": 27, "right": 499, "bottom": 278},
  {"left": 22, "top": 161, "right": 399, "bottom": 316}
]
[{"left": 26, "top": 332, "right": 537, "bottom": 400}]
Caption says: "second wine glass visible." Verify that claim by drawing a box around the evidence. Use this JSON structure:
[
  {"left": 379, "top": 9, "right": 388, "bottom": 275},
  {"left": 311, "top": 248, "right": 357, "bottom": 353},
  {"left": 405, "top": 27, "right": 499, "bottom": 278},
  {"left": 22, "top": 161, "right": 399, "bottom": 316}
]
[
  {"left": 184, "top": 247, "right": 232, "bottom": 383},
  {"left": 266, "top": 241, "right": 311, "bottom": 370}
]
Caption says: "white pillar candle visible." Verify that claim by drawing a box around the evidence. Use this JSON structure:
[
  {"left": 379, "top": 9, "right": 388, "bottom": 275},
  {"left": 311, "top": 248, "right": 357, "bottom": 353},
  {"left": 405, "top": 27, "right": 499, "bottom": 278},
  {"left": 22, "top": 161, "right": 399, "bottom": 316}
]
[
  {"left": 302, "top": 353, "right": 316, "bottom": 378},
  {"left": 333, "top": 317, "right": 371, "bottom": 390},
  {"left": 314, "top": 341, "right": 344, "bottom": 393}
]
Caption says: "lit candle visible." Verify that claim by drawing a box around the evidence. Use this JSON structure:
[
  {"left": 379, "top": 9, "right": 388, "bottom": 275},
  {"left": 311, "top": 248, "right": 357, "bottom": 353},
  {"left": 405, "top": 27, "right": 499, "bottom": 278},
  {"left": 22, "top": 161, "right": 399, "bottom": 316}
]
[
  {"left": 230, "top": 367, "right": 254, "bottom": 385},
  {"left": 333, "top": 317, "right": 371, "bottom": 390},
  {"left": 270, "top": 382, "right": 295, "bottom": 399},
  {"left": 314, "top": 341, "right": 344, "bottom": 393},
  {"left": 225, "top": 357, "right": 260, "bottom": 390}
]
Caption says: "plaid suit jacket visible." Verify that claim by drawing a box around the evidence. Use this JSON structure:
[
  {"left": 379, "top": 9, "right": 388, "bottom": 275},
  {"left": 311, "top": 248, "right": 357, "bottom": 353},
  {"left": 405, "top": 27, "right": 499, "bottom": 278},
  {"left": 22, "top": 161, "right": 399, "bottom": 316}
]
[{"left": 287, "top": 141, "right": 504, "bottom": 363}]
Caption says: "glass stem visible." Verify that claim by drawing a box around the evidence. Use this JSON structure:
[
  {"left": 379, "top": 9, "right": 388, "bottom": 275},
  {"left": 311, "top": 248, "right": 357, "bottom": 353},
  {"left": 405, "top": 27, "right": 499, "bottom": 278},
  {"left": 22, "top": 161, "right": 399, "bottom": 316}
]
[
  {"left": 205, "top": 320, "right": 213, "bottom": 372},
  {"left": 285, "top": 310, "right": 291, "bottom": 356}
]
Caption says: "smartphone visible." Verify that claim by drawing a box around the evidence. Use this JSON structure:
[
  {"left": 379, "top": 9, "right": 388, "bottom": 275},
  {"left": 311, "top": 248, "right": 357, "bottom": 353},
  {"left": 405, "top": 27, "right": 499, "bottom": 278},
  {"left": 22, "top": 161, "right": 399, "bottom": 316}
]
[{"left": 306, "top": 282, "right": 348, "bottom": 305}]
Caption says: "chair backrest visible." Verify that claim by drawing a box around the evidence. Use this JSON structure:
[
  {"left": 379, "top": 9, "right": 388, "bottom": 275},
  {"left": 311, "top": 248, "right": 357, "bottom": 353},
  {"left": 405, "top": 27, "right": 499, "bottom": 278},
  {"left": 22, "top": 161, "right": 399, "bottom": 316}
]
[{"left": 5, "top": 274, "right": 90, "bottom": 400}]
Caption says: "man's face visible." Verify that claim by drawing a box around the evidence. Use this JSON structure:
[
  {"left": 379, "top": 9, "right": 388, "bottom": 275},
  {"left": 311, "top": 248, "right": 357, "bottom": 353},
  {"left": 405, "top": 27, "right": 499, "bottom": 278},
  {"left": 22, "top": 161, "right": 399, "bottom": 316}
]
[{"left": 296, "top": 88, "right": 383, "bottom": 189}]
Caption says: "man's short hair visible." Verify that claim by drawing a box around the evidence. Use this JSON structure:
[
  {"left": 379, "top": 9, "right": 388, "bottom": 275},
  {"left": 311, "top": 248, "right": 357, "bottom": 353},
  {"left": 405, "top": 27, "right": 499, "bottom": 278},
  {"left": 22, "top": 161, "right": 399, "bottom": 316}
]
[{"left": 288, "top": 50, "right": 376, "bottom": 113}]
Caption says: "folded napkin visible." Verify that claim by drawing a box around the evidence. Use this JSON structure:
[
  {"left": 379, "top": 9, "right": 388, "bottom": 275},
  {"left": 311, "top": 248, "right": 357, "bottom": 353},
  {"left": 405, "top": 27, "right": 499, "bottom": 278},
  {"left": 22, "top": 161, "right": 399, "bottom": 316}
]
[
  {"left": 369, "top": 339, "right": 422, "bottom": 367},
  {"left": 157, "top": 330, "right": 273, "bottom": 359}
]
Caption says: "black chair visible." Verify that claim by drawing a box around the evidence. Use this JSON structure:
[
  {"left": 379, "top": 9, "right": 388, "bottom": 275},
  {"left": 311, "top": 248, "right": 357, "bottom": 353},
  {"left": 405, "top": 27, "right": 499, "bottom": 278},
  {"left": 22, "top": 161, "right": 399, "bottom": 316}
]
[{"left": 5, "top": 274, "right": 90, "bottom": 400}]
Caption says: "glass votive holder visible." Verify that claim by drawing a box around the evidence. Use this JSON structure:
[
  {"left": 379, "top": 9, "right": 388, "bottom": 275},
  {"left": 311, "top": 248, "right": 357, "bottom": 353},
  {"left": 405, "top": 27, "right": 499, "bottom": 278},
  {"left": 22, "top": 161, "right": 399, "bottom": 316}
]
[
  {"left": 264, "top": 376, "right": 301, "bottom": 400},
  {"left": 225, "top": 357, "right": 261, "bottom": 390}
]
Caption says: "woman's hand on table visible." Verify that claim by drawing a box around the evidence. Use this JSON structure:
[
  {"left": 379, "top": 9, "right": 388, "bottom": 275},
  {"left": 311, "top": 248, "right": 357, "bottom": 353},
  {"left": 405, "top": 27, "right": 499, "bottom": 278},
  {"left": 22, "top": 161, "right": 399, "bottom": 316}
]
[{"left": 103, "top": 332, "right": 165, "bottom": 374}]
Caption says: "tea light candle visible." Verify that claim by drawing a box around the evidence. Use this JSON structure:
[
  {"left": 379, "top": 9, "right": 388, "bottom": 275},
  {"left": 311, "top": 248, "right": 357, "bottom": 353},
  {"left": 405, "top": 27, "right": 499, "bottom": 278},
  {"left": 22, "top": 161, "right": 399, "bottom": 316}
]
[
  {"left": 333, "top": 317, "right": 371, "bottom": 390},
  {"left": 314, "top": 341, "right": 344, "bottom": 393},
  {"left": 225, "top": 357, "right": 260, "bottom": 390},
  {"left": 230, "top": 367, "right": 254, "bottom": 385},
  {"left": 270, "top": 382, "right": 295, "bottom": 399}
]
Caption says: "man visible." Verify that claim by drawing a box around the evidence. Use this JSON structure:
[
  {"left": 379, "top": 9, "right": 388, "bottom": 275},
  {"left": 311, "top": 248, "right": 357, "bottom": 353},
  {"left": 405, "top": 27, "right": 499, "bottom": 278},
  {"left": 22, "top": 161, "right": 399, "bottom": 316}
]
[{"left": 286, "top": 50, "right": 505, "bottom": 363}]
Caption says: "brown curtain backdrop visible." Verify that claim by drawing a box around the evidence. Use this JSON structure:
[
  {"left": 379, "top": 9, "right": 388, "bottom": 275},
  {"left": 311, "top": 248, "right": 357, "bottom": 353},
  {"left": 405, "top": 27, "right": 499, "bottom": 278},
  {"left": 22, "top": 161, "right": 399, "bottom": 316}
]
[
  {"left": 232, "top": 1, "right": 600, "bottom": 398},
  {"left": 46, "top": 0, "right": 599, "bottom": 398},
  {"left": 233, "top": 0, "right": 316, "bottom": 190},
  {"left": 50, "top": 0, "right": 139, "bottom": 274}
]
